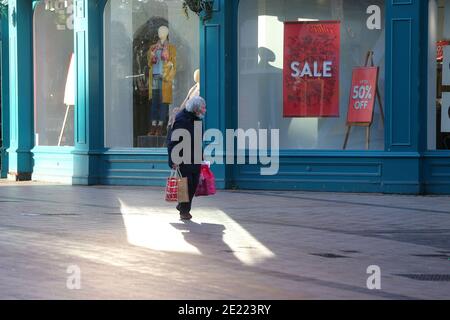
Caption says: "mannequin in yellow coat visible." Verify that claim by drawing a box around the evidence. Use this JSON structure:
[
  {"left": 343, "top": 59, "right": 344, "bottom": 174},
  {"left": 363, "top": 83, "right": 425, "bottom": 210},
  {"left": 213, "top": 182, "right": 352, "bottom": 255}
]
[{"left": 148, "top": 26, "right": 177, "bottom": 136}]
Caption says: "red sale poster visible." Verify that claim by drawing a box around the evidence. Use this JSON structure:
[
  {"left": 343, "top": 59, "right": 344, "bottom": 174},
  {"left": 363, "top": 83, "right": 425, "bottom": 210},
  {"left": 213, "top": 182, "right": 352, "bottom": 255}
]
[
  {"left": 283, "top": 21, "right": 340, "bottom": 118},
  {"left": 346, "top": 67, "right": 379, "bottom": 124}
]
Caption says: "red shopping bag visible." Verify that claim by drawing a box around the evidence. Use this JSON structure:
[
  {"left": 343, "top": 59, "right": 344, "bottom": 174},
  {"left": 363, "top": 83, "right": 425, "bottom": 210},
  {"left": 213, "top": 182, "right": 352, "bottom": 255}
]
[
  {"left": 165, "top": 168, "right": 182, "bottom": 202},
  {"left": 195, "top": 164, "right": 216, "bottom": 197}
]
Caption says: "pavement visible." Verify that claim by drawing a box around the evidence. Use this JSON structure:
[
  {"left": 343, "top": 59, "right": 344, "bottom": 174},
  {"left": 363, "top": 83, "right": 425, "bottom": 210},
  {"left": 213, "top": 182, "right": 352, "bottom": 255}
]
[{"left": 0, "top": 180, "right": 449, "bottom": 300}]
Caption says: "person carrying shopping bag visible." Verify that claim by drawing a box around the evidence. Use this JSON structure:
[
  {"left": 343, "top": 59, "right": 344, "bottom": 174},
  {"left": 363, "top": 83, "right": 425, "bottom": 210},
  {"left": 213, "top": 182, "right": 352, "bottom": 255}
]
[{"left": 167, "top": 96, "right": 206, "bottom": 220}]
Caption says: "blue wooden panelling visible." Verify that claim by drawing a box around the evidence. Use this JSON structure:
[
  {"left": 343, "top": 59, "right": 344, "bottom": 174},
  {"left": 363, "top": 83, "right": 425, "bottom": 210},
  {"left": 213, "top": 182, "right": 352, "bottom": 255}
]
[
  {"left": 423, "top": 152, "right": 450, "bottom": 194},
  {"left": 72, "top": 0, "right": 105, "bottom": 185},
  {"left": 100, "top": 150, "right": 170, "bottom": 186},
  {"left": 231, "top": 151, "right": 421, "bottom": 193},
  {"left": 1, "top": 17, "right": 10, "bottom": 178},
  {"left": 390, "top": 19, "right": 413, "bottom": 147},
  {"left": 201, "top": 0, "right": 230, "bottom": 189},
  {"left": 32, "top": 146, "right": 75, "bottom": 183},
  {"left": 386, "top": 0, "right": 426, "bottom": 153}
]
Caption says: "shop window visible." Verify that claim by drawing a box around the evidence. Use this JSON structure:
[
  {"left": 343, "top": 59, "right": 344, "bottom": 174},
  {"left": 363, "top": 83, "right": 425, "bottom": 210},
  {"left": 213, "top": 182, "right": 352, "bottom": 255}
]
[
  {"left": 34, "top": 0, "right": 75, "bottom": 147},
  {"left": 238, "top": 0, "right": 386, "bottom": 150},
  {"left": 428, "top": 0, "right": 450, "bottom": 150},
  {"left": 104, "top": 0, "right": 200, "bottom": 149}
]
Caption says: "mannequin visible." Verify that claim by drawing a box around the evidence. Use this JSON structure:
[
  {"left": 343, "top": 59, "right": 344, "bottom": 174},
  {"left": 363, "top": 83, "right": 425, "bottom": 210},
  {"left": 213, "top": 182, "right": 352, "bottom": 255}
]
[
  {"left": 147, "top": 25, "right": 177, "bottom": 136},
  {"left": 180, "top": 69, "right": 200, "bottom": 110},
  {"left": 58, "top": 53, "right": 75, "bottom": 146},
  {"left": 168, "top": 69, "right": 200, "bottom": 130}
]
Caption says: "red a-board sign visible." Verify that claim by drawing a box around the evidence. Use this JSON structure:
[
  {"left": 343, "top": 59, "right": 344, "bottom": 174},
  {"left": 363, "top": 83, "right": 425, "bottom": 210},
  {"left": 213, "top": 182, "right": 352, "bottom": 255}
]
[
  {"left": 437, "top": 40, "right": 450, "bottom": 61},
  {"left": 283, "top": 21, "right": 340, "bottom": 118},
  {"left": 346, "top": 67, "right": 379, "bottom": 124}
]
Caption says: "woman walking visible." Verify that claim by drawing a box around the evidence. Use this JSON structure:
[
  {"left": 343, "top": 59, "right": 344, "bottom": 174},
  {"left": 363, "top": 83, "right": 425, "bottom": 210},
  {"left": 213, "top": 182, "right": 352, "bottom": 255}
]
[{"left": 167, "top": 96, "right": 206, "bottom": 220}]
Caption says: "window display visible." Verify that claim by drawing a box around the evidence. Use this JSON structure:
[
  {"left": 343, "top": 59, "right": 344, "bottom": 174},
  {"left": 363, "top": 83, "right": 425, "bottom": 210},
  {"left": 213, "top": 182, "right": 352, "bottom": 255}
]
[
  {"left": 148, "top": 25, "right": 176, "bottom": 137},
  {"left": 238, "top": 0, "right": 385, "bottom": 150},
  {"left": 428, "top": 0, "right": 450, "bottom": 150},
  {"left": 34, "top": 0, "right": 74, "bottom": 147},
  {"left": 104, "top": 0, "right": 200, "bottom": 148}
]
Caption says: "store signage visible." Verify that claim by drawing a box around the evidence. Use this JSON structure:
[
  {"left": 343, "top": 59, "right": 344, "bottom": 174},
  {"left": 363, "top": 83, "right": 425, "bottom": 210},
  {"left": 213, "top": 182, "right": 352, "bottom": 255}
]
[
  {"left": 283, "top": 21, "right": 340, "bottom": 118},
  {"left": 346, "top": 67, "right": 379, "bottom": 124},
  {"left": 443, "top": 45, "right": 450, "bottom": 86},
  {"left": 442, "top": 93, "right": 450, "bottom": 133},
  {"left": 437, "top": 40, "right": 450, "bottom": 62}
]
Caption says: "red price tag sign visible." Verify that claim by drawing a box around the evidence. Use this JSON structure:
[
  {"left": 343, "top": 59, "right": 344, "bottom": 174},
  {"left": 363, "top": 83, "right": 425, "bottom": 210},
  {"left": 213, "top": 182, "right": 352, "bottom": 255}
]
[{"left": 347, "top": 67, "right": 379, "bottom": 124}]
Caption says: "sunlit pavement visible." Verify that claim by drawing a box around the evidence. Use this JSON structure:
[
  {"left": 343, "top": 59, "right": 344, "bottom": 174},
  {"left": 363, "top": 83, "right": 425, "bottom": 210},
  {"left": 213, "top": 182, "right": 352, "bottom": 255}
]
[{"left": 0, "top": 181, "right": 449, "bottom": 300}]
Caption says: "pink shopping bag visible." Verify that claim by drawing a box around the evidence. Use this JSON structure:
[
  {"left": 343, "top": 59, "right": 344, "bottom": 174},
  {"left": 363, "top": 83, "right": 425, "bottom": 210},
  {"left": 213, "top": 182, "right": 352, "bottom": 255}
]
[{"left": 195, "top": 164, "right": 216, "bottom": 197}]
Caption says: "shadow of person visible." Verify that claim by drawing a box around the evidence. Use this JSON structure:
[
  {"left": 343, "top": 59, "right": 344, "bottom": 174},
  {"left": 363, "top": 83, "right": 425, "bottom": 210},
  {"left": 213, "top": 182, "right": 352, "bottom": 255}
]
[
  {"left": 256, "top": 47, "right": 285, "bottom": 134},
  {"left": 170, "top": 221, "right": 238, "bottom": 261},
  {"left": 258, "top": 47, "right": 277, "bottom": 72}
]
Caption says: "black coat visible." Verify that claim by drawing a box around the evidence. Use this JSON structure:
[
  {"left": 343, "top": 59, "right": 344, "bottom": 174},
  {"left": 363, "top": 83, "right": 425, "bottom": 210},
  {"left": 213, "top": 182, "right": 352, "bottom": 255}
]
[{"left": 167, "top": 109, "right": 203, "bottom": 174}]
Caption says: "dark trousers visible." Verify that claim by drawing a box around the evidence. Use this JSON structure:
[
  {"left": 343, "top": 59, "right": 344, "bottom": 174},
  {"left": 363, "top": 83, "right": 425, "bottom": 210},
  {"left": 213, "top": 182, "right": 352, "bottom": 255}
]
[
  {"left": 150, "top": 77, "right": 169, "bottom": 123},
  {"left": 178, "top": 165, "right": 200, "bottom": 214},
  {"left": 151, "top": 89, "right": 169, "bottom": 122}
]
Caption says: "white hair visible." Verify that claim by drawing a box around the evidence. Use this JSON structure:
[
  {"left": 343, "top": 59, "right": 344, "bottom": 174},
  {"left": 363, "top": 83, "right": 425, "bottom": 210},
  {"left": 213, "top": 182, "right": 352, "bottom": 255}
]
[{"left": 185, "top": 96, "right": 206, "bottom": 113}]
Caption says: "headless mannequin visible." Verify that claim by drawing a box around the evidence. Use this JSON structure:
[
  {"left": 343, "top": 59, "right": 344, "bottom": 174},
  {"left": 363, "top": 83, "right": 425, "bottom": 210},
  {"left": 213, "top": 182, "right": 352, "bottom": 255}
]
[
  {"left": 181, "top": 69, "right": 200, "bottom": 109},
  {"left": 168, "top": 69, "right": 200, "bottom": 129}
]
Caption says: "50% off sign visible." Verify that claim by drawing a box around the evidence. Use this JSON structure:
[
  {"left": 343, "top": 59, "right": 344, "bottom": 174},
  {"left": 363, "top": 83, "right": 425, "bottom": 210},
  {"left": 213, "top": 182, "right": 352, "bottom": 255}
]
[{"left": 347, "top": 67, "right": 379, "bottom": 124}]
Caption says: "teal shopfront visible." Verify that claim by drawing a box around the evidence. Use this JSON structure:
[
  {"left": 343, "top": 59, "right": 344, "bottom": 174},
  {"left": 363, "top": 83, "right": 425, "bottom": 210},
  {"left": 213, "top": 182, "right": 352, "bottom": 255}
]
[{"left": 0, "top": 0, "right": 450, "bottom": 194}]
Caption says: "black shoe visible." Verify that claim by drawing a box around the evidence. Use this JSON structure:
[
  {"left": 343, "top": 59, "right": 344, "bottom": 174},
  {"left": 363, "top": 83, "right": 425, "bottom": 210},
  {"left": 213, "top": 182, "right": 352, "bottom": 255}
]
[{"left": 180, "top": 213, "right": 192, "bottom": 220}]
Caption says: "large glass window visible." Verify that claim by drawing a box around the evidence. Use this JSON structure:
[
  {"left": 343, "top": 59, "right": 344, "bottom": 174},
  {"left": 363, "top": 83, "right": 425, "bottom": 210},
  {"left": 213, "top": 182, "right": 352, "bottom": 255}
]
[
  {"left": 238, "top": 0, "right": 385, "bottom": 150},
  {"left": 104, "top": 0, "right": 200, "bottom": 148},
  {"left": 428, "top": 0, "right": 450, "bottom": 150},
  {"left": 34, "top": 0, "right": 75, "bottom": 147}
]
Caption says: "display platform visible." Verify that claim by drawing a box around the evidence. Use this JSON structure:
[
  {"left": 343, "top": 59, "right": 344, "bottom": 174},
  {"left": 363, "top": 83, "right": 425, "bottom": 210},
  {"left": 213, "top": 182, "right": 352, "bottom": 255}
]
[{"left": 137, "top": 135, "right": 167, "bottom": 148}]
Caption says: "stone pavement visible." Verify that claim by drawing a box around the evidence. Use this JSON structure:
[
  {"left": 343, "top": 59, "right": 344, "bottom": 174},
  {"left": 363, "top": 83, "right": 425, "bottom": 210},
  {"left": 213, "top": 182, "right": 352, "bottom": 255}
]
[{"left": 0, "top": 181, "right": 449, "bottom": 300}]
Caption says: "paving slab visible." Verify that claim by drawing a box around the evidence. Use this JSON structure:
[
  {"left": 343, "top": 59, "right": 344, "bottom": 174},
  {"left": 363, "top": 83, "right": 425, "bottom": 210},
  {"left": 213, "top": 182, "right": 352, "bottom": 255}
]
[{"left": 0, "top": 181, "right": 449, "bottom": 299}]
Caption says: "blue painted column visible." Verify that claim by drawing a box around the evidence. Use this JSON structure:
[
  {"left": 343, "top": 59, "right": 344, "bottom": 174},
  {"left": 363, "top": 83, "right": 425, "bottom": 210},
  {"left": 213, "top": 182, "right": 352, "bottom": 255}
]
[
  {"left": 7, "top": 0, "right": 33, "bottom": 181},
  {"left": 386, "top": 0, "right": 427, "bottom": 153},
  {"left": 383, "top": 0, "right": 428, "bottom": 193},
  {"left": 202, "top": 0, "right": 235, "bottom": 189},
  {"left": 1, "top": 16, "right": 10, "bottom": 179},
  {"left": 72, "top": 0, "right": 105, "bottom": 185}
]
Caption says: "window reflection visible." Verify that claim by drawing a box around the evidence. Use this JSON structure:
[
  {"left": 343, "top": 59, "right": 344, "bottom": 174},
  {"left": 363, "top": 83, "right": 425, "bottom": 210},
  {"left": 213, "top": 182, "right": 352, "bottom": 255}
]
[
  {"left": 34, "top": 0, "right": 74, "bottom": 147},
  {"left": 238, "top": 0, "right": 386, "bottom": 150},
  {"left": 104, "top": 0, "right": 200, "bottom": 149}
]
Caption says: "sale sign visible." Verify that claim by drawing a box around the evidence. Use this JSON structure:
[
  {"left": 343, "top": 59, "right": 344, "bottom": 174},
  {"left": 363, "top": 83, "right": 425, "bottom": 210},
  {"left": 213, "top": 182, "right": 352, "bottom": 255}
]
[
  {"left": 283, "top": 21, "right": 340, "bottom": 118},
  {"left": 346, "top": 67, "right": 379, "bottom": 124}
]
